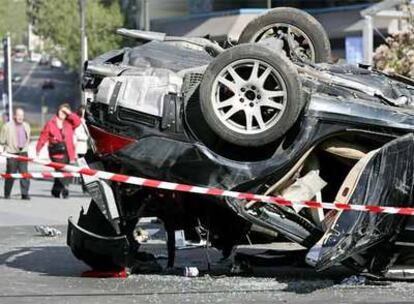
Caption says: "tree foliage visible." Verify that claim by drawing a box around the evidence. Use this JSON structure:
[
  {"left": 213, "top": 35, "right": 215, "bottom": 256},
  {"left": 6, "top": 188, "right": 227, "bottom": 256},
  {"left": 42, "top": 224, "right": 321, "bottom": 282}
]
[
  {"left": 0, "top": 0, "right": 28, "bottom": 45},
  {"left": 373, "top": 3, "right": 414, "bottom": 79},
  {"left": 28, "top": 0, "right": 124, "bottom": 70},
  {"left": 374, "top": 30, "right": 414, "bottom": 79}
]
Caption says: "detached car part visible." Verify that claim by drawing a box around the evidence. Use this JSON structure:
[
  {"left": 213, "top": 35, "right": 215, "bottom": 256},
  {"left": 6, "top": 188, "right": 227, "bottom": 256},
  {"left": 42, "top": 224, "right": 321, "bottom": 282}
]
[{"left": 315, "top": 134, "right": 414, "bottom": 275}]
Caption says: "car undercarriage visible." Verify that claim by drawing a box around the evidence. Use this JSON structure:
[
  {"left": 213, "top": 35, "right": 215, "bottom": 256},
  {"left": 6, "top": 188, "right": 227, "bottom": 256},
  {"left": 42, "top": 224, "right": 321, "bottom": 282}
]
[{"left": 67, "top": 7, "right": 414, "bottom": 278}]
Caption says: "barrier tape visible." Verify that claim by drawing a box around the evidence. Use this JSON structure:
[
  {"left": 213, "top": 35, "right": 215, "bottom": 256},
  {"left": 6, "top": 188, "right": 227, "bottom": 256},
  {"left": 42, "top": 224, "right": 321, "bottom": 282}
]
[
  {"left": 0, "top": 172, "right": 80, "bottom": 179},
  {"left": 2, "top": 152, "right": 414, "bottom": 216}
]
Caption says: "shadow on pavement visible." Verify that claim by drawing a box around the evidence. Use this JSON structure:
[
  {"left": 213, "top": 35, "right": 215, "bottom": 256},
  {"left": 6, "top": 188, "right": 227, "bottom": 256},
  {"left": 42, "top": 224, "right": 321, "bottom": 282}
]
[
  {"left": 0, "top": 246, "right": 88, "bottom": 277},
  {"left": 0, "top": 245, "right": 340, "bottom": 295},
  {"left": 282, "top": 279, "right": 336, "bottom": 294}
]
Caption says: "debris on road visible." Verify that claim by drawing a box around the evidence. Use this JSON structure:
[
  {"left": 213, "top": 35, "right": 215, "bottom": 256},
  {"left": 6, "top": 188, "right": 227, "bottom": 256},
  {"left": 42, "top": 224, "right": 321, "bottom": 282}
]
[
  {"left": 183, "top": 266, "right": 199, "bottom": 277},
  {"left": 340, "top": 275, "right": 367, "bottom": 286},
  {"left": 34, "top": 225, "right": 62, "bottom": 237},
  {"left": 133, "top": 227, "right": 149, "bottom": 243}
]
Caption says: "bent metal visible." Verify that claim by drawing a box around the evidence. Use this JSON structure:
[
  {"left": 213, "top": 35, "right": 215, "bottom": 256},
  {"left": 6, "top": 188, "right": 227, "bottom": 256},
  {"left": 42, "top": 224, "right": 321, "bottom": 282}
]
[{"left": 50, "top": 7, "right": 414, "bottom": 277}]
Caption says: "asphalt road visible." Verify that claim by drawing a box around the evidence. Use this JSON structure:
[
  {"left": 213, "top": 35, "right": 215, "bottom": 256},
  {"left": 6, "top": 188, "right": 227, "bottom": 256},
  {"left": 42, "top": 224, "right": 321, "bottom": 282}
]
[
  {"left": 7, "top": 60, "right": 78, "bottom": 125},
  {"left": 1, "top": 175, "right": 414, "bottom": 303}
]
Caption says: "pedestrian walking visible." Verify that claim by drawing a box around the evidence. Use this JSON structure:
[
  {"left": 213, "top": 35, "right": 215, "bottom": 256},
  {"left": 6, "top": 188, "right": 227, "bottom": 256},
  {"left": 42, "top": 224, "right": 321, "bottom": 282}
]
[
  {"left": 0, "top": 107, "right": 31, "bottom": 200},
  {"left": 36, "top": 103, "right": 81, "bottom": 198}
]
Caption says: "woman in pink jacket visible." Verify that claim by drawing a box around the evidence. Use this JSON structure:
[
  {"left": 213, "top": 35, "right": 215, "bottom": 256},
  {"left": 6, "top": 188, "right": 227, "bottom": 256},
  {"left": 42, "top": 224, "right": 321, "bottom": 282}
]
[{"left": 36, "top": 103, "right": 81, "bottom": 198}]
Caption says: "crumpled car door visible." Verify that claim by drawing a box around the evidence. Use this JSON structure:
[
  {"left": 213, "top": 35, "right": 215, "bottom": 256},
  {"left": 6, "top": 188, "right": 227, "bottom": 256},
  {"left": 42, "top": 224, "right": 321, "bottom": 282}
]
[{"left": 315, "top": 134, "right": 414, "bottom": 275}]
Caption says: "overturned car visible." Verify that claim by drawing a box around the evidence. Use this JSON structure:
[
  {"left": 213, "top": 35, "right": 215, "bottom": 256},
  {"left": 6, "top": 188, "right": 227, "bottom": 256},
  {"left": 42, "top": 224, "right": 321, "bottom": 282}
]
[{"left": 68, "top": 7, "right": 414, "bottom": 277}]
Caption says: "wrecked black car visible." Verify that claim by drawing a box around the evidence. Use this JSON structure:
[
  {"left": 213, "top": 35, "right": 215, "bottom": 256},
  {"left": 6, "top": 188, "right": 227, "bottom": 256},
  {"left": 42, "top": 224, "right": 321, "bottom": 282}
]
[{"left": 67, "top": 7, "right": 414, "bottom": 277}]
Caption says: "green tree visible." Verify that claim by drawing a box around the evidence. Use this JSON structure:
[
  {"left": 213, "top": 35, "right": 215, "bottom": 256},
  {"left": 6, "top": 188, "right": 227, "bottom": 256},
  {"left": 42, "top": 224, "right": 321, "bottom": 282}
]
[
  {"left": 0, "top": 0, "right": 28, "bottom": 45},
  {"left": 28, "top": 0, "right": 124, "bottom": 70},
  {"left": 373, "top": 3, "right": 414, "bottom": 79}
]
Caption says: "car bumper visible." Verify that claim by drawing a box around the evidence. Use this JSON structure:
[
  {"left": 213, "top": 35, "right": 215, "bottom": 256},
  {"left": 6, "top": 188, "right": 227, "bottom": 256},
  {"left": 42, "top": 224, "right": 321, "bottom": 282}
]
[{"left": 67, "top": 217, "right": 130, "bottom": 270}]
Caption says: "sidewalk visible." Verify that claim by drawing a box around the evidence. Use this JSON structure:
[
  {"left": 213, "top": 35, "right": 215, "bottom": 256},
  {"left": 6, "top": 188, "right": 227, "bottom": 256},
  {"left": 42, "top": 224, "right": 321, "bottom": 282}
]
[
  {"left": 0, "top": 139, "right": 89, "bottom": 226},
  {"left": 0, "top": 180, "right": 88, "bottom": 226}
]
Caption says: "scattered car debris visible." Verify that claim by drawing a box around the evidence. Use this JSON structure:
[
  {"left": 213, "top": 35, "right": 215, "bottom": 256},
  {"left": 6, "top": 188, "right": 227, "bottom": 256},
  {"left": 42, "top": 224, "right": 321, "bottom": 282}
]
[
  {"left": 133, "top": 227, "right": 149, "bottom": 243},
  {"left": 35, "top": 225, "right": 62, "bottom": 237},
  {"left": 183, "top": 266, "right": 199, "bottom": 277},
  {"left": 174, "top": 230, "right": 186, "bottom": 248},
  {"left": 340, "top": 275, "right": 367, "bottom": 286},
  {"left": 66, "top": 6, "right": 414, "bottom": 279},
  {"left": 161, "top": 266, "right": 200, "bottom": 277}
]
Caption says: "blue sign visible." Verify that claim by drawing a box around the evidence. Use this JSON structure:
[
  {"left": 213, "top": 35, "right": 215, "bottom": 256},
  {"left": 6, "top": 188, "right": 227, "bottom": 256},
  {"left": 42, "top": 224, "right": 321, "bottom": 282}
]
[{"left": 346, "top": 36, "right": 363, "bottom": 64}]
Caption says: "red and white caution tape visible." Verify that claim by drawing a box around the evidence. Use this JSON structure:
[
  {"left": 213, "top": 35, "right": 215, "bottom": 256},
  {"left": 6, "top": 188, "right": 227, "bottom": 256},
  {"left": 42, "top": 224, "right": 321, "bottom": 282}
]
[
  {"left": 2, "top": 152, "right": 414, "bottom": 216},
  {"left": 0, "top": 172, "right": 80, "bottom": 179}
]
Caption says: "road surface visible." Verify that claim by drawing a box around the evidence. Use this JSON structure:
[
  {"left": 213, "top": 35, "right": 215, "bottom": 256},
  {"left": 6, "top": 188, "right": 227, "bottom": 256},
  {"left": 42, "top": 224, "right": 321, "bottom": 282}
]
[
  {"left": 1, "top": 173, "right": 414, "bottom": 303},
  {"left": 6, "top": 60, "right": 78, "bottom": 125}
]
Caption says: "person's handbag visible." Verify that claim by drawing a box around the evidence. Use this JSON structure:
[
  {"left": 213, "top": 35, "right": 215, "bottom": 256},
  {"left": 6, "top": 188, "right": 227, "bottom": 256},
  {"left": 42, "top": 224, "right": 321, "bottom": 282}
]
[{"left": 49, "top": 142, "right": 67, "bottom": 155}]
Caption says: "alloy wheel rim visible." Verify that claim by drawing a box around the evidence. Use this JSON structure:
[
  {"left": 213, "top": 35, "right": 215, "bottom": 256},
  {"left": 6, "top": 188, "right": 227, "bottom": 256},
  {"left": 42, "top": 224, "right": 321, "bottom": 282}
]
[
  {"left": 251, "top": 23, "right": 316, "bottom": 62},
  {"left": 211, "top": 59, "right": 287, "bottom": 136}
]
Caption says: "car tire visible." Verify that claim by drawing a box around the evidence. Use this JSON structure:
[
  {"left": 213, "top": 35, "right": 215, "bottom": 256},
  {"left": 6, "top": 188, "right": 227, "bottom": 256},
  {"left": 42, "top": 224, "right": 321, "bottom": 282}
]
[
  {"left": 199, "top": 43, "right": 302, "bottom": 147},
  {"left": 238, "top": 7, "right": 331, "bottom": 63}
]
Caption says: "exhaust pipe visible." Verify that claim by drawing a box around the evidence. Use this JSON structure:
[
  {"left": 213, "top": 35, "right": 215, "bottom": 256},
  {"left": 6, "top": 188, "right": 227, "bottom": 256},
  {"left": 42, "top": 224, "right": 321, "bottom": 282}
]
[
  {"left": 116, "top": 28, "right": 166, "bottom": 41},
  {"left": 85, "top": 61, "right": 128, "bottom": 77}
]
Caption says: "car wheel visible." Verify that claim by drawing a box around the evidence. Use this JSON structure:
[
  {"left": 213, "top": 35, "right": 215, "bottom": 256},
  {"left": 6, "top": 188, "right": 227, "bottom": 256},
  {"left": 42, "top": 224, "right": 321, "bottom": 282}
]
[
  {"left": 200, "top": 43, "right": 302, "bottom": 147},
  {"left": 238, "top": 7, "right": 331, "bottom": 63}
]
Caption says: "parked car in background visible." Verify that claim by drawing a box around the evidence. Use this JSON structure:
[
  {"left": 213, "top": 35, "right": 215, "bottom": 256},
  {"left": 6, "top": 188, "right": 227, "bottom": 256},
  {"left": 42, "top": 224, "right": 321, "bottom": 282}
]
[
  {"left": 30, "top": 52, "right": 42, "bottom": 63},
  {"left": 50, "top": 58, "right": 62, "bottom": 68},
  {"left": 12, "top": 74, "right": 22, "bottom": 83},
  {"left": 13, "top": 56, "right": 24, "bottom": 63},
  {"left": 13, "top": 45, "right": 27, "bottom": 62}
]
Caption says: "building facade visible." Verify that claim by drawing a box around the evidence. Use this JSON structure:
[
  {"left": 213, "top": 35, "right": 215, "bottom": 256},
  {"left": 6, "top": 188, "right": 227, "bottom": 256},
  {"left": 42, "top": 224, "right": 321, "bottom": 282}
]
[
  {"left": 123, "top": 0, "right": 382, "bottom": 28},
  {"left": 122, "top": 0, "right": 394, "bottom": 63}
]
